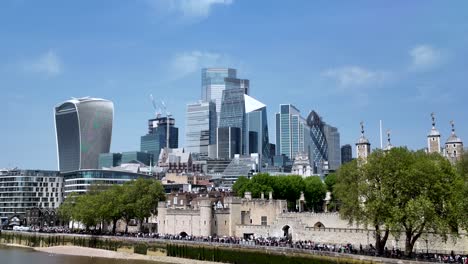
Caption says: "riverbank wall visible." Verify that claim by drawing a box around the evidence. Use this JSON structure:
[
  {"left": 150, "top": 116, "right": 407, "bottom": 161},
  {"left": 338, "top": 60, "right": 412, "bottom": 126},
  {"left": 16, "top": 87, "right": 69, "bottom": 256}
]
[{"left": 0, "top": 231, "right": 458, "bottom": 264}]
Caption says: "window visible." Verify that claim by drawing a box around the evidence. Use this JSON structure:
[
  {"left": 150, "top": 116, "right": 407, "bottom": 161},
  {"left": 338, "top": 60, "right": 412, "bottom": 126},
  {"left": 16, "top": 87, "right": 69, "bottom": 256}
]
[{"left": 261, "top": 216, "right": 267, "bottom": 226}]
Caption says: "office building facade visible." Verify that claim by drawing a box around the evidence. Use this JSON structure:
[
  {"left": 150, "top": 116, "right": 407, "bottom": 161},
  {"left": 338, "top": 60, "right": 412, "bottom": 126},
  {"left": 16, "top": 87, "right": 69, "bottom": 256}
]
[
  {"left": 323, "top": 124, "right": 341, "bottom": 171},
  {"left": 245, "top": 94, "right": 271, "bottom": 162},
  {"left": 62, "top": 169, "right": 153, "bottom": 197},
  {"left": 341, "top": 144, "right": 353, "bottom": 164},
  {"left": 201, "top": 68, "right": 249, "bottom": 124},
  {"left": 306, "top": 111, "right": 328, "bottom": 167},
  {"left": 141, "top": 116, "right": 178, "bottom": 162},
  {"left": 275, "top": 104, "right": 311, "bottom": 160},
  {"left": 185, "top": 101, "right": 217, "bottom": 159},
  {"left": 0, "top": 169, "right": 63, "bottom": 223},
  {"left": 216, "top": 127, "right": 241, "bottom": 159},
  {"left": 54, "top": 97, "right": 113, "bottom": 172}
]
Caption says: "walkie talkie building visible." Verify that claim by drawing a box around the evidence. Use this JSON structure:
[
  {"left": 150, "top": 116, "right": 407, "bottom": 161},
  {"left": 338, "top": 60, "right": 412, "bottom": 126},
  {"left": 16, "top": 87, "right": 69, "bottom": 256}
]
[{"left": 54, "top": 97, "right": 113, "bottom": 172}]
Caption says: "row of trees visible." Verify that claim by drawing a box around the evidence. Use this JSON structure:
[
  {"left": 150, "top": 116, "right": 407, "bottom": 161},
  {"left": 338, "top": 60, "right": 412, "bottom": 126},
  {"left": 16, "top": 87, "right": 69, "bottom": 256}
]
[
  {"left": 58, "top": 178, "right": 166, "bottom": 234},
  {"left": 334, "top": 148, "right": 468, "bottom": 257},
  {"left": 232, "top": 173, "right": 330, "bottom": 211}
]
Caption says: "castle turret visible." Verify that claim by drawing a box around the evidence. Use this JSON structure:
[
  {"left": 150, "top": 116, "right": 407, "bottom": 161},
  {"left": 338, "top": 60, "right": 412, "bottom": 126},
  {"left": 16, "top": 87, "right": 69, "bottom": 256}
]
[
  {"left": 427, "top": 113, "right": 441, "bottom": 154},
  {"left": 199, "top": 199, "right": 213, "bottom": 237},
  {"left": 356, "top": 122, "right": 371, "bottom": 160},
  {"left": 384, "top": 129, "right": 393, "bottom": 151},
  {"left": 445, "top": 121, "right": 463, "bottom": 164}
]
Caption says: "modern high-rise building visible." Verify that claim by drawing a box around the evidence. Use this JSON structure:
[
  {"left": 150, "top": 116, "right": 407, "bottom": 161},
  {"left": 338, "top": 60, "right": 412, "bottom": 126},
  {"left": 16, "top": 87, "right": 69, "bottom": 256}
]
[
  {"left": 218, "top": 88, "right": 247, "bottom": 153},
  {"left": 201, "top": 68, "right": 249, "bottom": 124},
  {"left": 306, "top": 111, "right": 328, "bottom": 167},
  {"left": 54, "top": 97, "right": 113, "bottom": 172},
  {"left": 341, "top": 144, "right": 353, "bottom": 164},
  {"left": 141, "top": 116, "right": 178, "bottom": 162},
  {"left": 245, "top": 94, "right": 270, "bottom": 162},
  {"left": 0, "top": 169, "right": 63, "bottom": 223},
  {"left": 323, "top": 124, "right": 341, "bottom": 171},
  {"left": 185, "top": 101, "right": 217, "bottom": 159},
  {"left": 275, "top": 104, "right": 311, "bottom": 160},
  {"left": 216, "top": 127, "right": 241, "bottom": 159}
]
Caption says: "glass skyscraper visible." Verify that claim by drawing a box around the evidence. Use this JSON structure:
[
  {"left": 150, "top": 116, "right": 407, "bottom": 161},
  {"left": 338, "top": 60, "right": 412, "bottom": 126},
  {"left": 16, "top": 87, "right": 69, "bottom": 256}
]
[
  {"left": 275, "top": 104, "right": 311, "bottom": 160},
  {"left": 54, "top": 97, "right": 113, "bottom": 172},
  {"left": 218, "top": 88, "right": 246, "bottom": 153},
  {"left": 141, "top": 116, "right": 178, "bottom": 162},
  {"left": 324, "top": 124, "right": 341, "bottom": 170},
  {"left": 245, "top": 94, "right": 270, "bottom": 162},
  {"left": 185, "top": 101, "right": 217, "bottom": 159},
  {"left": 306, "top": 111, "right": 328, "bottom": 165},
  {"left": 216, "top": 127, "right": 241, "bottom": 159},
  {"left": 201, "top": 68, "right": 249, "bottom": 124},
  {"left": 341, "top": 144, "right": 353, "bottom": 164}
]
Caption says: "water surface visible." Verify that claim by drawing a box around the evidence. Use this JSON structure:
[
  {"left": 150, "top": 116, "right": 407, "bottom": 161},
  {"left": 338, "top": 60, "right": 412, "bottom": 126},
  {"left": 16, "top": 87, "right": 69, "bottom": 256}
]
[{"left": 0, "top": 245, "right": 162, "bottom": 264}]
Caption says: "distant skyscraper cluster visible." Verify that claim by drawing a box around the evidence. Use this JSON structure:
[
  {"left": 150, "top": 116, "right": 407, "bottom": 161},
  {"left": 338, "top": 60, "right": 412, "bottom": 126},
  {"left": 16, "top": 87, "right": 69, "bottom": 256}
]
[{"left": 187, "top": 68, "right": 271, "bottom": 166}]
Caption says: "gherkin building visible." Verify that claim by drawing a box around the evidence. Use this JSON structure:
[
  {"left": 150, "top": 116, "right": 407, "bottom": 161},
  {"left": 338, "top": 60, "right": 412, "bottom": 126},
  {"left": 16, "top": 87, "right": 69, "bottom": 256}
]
[{"left": 306, "top": 111, "right": 328, "bottom": 164}]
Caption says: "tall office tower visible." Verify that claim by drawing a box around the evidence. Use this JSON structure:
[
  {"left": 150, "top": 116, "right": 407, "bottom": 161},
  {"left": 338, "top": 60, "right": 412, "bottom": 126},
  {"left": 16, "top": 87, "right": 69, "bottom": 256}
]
[
  {"left": 216, "top": 127, "right": 241, "bottom": 159},
  {"left": 445, "top": 121, "right": 463, "bottom": 164},
  {"left": 185, "top": 101, "right": 217, "bottom": 159},
  {"left": 275, "top": 104, "right": 311, "bottom": 160},
  {"left": 323, "top": 124, "right": 341, "bottom": 170},
  {"left": 306, "top": 111, "right": 328, "bottom": 167},
  {"left": 201, "top": 68, "right": 249, "bottom": 124},
  {"left": 356, "top": 122, "right": 371, "bottom": 160},
  {"left": 55, "top": 97, "right": 113, "bottom": 172},
  {"left": 140, "top": 116, "right": 178, "bottom": 162},
  {"left": 245, "top": 94, "right": 270, "bottom": 162},
  {"left": 219, "top": 88, "right": 246, "bottom": 152},
  {"left": 341, "top": 144, "right": 353, "bottom": 164},
  {"left": 427, "top": 113, "right": 441, "bottom": 154}
]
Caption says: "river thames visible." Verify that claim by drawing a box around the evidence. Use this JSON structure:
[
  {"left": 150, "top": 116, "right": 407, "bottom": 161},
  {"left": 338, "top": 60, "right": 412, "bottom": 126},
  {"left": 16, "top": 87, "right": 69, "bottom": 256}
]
[{"left": 0, "top": 245, "right": 161, "bottom": 264}]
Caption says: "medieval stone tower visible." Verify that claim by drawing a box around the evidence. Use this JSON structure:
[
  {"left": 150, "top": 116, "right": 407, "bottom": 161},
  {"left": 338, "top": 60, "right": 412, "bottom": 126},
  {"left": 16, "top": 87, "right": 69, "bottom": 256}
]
[
  {"left": 427, "top": 113, "right": 441, "bottom": 154},
  {"left": 445, "top": 121, "right": 463, "bottom": 164},
  {"left": 356, "top": 122, "right": 371, "bottom": 160}
]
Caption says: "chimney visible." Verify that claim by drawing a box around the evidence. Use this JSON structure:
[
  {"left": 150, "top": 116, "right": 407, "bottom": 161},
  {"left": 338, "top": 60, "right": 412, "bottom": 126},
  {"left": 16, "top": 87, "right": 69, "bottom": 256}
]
[
  {"left": 244, "top": 192, "right": 252, "bottom": 200},
  {"left": 269, "top": 191, "right": 273, "bottom": 201},
  {"left": 261, "top": 192, "right": 265, "bottom": 200}
]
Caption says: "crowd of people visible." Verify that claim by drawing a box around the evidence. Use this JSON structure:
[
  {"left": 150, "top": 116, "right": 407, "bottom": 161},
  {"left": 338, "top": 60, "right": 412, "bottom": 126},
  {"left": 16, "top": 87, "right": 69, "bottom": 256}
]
[{"left": 8, "top": 226, "right": 468, "bottom": 263}]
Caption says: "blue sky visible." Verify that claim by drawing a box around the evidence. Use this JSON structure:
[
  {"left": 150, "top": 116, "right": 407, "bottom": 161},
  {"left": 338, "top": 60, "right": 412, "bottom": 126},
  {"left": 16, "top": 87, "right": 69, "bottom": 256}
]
[{"left": 1, "top": 0, "right": 467, "bottom": 170}]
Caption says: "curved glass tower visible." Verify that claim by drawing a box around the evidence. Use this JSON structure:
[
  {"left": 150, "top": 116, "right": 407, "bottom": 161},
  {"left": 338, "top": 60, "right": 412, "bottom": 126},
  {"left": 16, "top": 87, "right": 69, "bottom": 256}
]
[
  {"left": 54, "top": 97, "right": 113, "bottom": 172},
  {"left": 306, "top": 111, "right": 328, "bottom": 164}
]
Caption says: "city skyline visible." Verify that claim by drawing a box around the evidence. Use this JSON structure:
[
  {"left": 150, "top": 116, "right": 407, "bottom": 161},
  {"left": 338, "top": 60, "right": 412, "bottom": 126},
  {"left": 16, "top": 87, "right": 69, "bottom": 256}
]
[{"left": 1, "top": 1, "right": 468, "bottom": 169}]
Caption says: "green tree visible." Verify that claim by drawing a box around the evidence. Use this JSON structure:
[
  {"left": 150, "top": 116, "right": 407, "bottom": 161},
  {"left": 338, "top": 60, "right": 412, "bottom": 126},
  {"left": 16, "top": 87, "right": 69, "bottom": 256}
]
[
  {"left": 324, "top": 173, "right": 338, "bottom": 211},
  {"left": 303, "top": 177, "right": 326, "bottom": 212},
  {"left": 232, "top": 176, "right": 250, "bottom": 197},
  {"left": 387, "top": 151, "right": 463, "bottom": 257},
  {"left": 335, "top": 148, "right": 464, "bottom": 257},
  {"left": 58, "top": 192, "right": 78, "bottom": 227}
]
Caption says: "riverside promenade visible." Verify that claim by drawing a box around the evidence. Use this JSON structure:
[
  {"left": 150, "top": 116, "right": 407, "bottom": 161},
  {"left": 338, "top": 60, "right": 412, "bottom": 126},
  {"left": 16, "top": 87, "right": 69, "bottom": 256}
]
[{"left": 2, "top": 230, "right": 466, "bottom": 264}]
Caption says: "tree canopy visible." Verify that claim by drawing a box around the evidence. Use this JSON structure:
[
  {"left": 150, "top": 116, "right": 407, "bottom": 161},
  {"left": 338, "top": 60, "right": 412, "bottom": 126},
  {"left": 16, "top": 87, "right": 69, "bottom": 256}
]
[
  {"left": 58, "top": 178, "right": 165, "bottom": 233},
  {"left": 335, "top": 147, "right": 465, "bottom": 257},
  {"left": 232, "top": 173, "right": 326, "bottom": 211}
]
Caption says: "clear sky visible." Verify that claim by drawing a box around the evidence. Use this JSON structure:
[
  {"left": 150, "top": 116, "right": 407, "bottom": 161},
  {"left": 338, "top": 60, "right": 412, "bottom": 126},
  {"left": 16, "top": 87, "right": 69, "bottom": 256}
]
[{"left": 1, "top": 0, "right": 467, "bottom": 170}]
